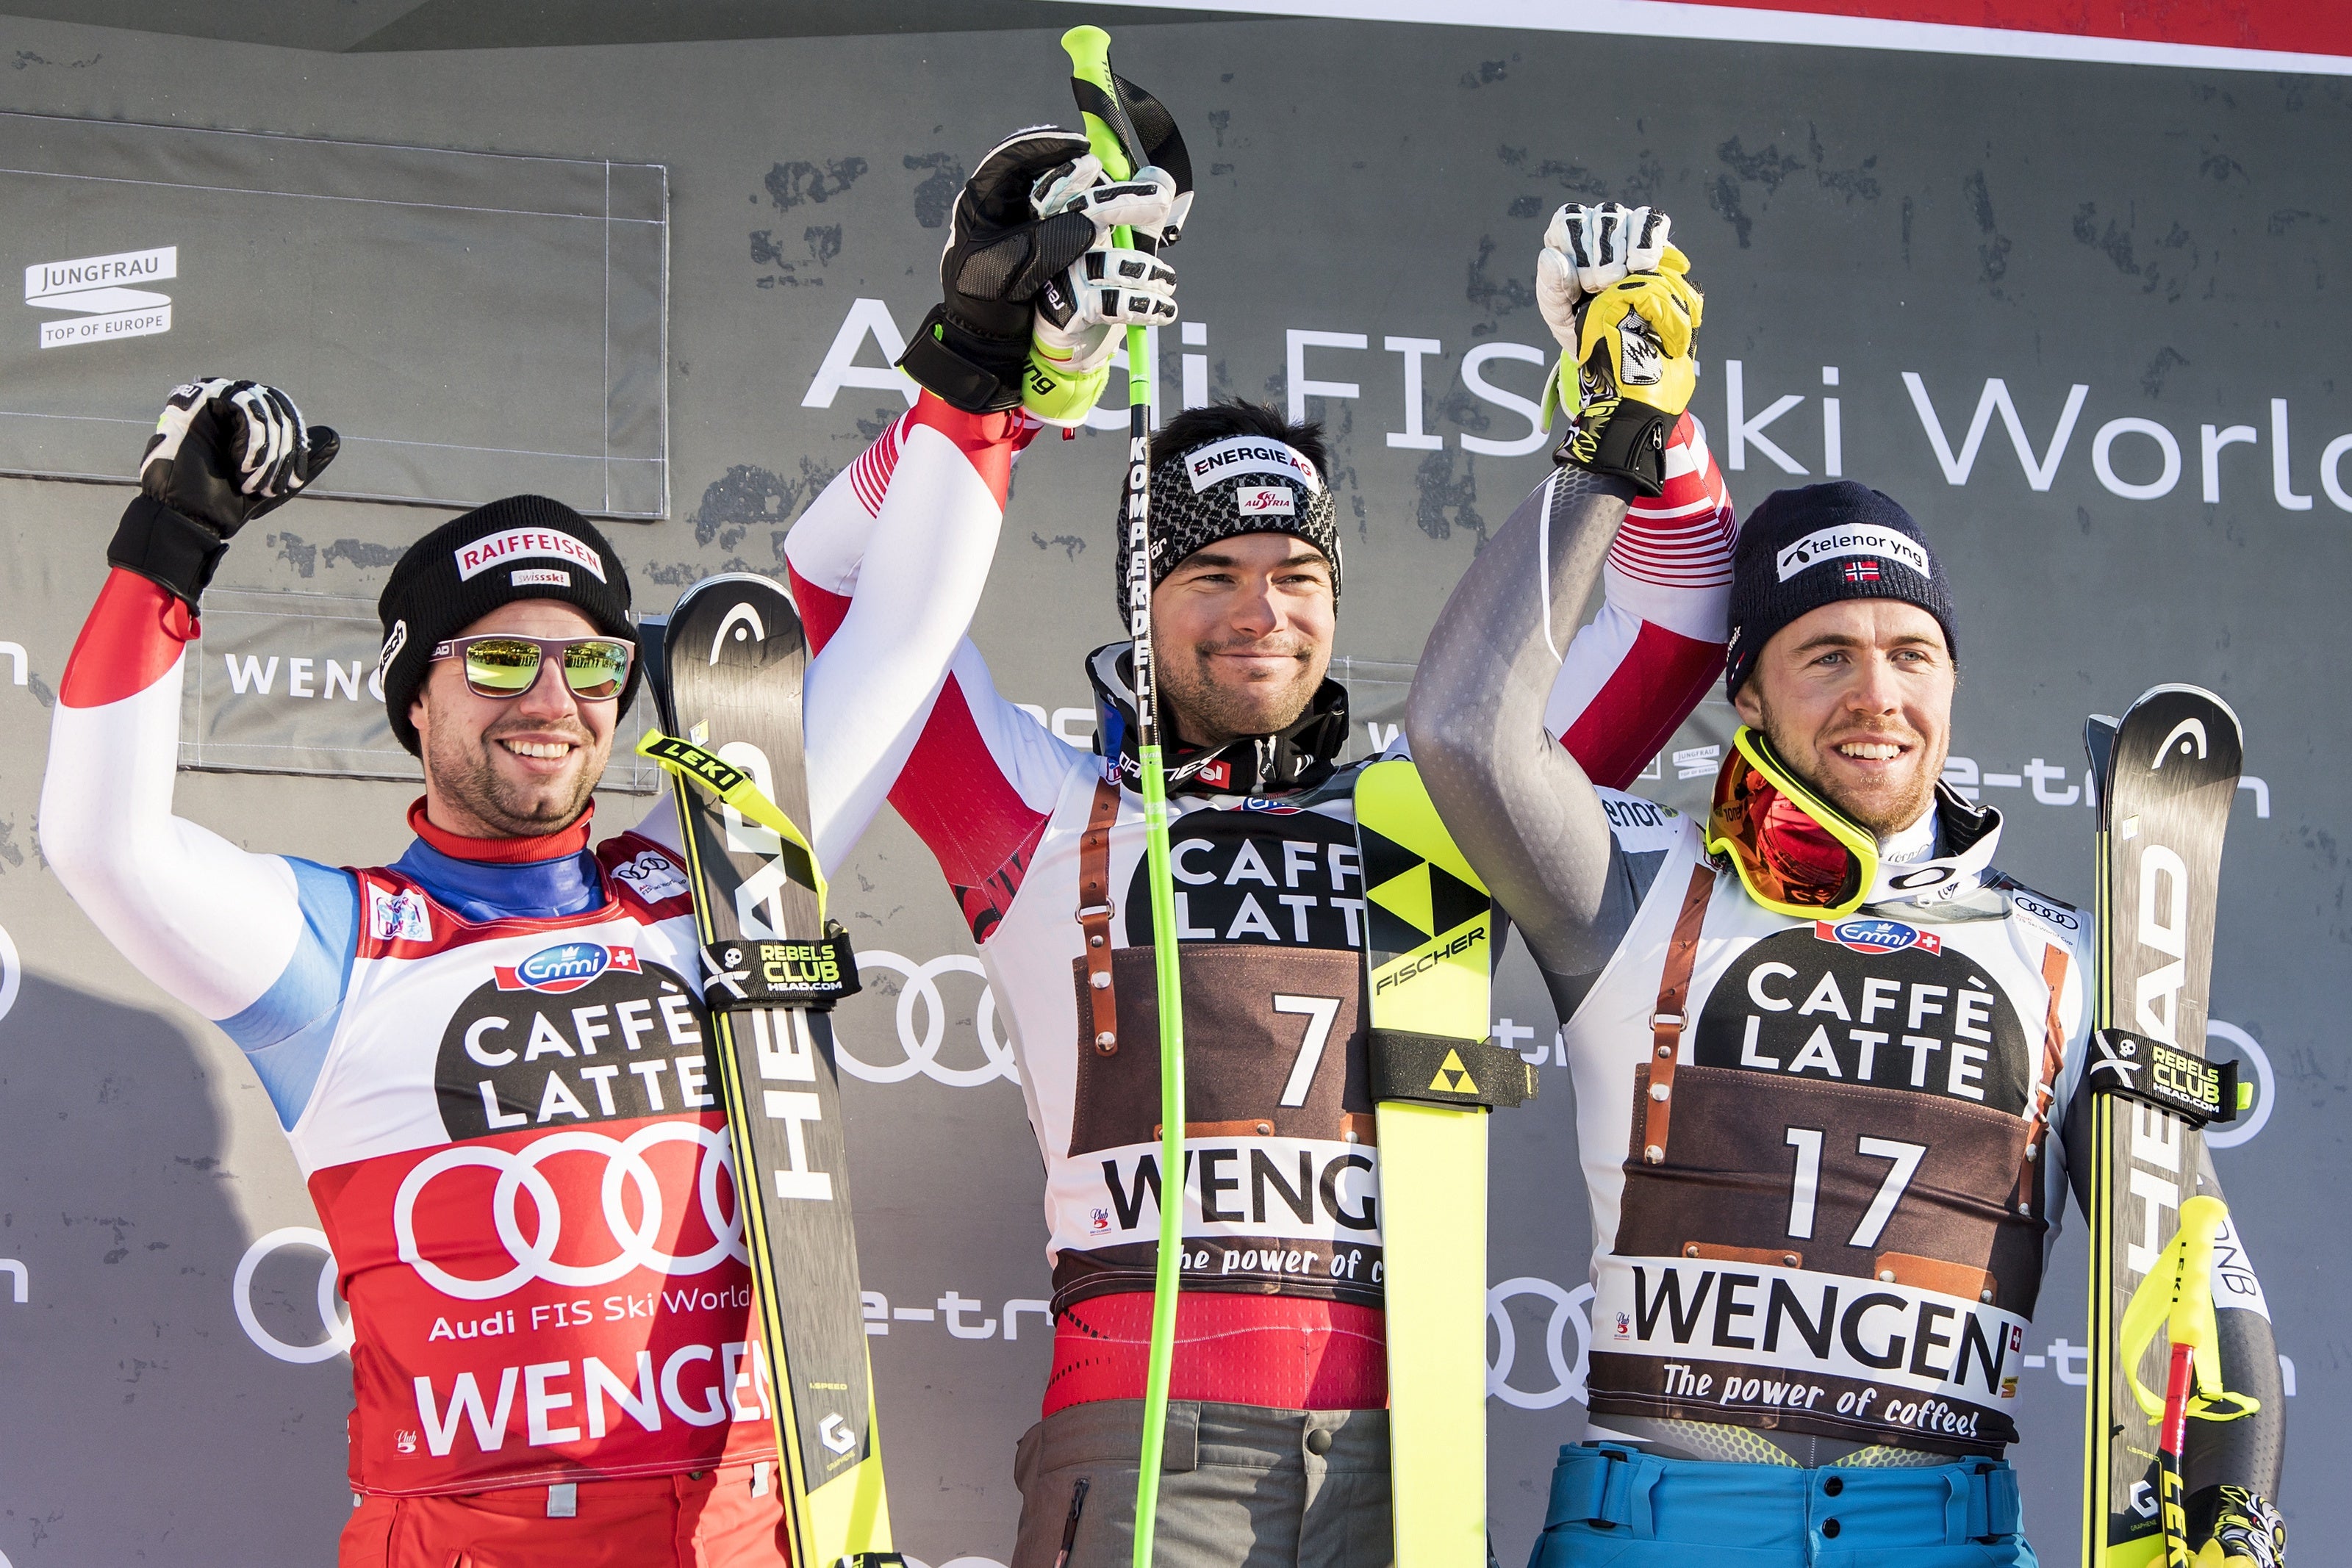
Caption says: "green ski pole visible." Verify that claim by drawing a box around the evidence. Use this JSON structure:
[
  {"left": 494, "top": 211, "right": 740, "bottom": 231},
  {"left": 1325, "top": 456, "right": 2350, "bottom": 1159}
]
[{"left": 1062, "top": 24, "right": 1185, "bottom": 1568}]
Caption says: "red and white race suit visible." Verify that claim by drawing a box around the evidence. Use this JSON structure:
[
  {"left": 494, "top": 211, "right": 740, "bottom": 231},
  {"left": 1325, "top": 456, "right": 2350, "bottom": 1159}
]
[{"left": 785, "top": 411, "right": 1740, "bottom": 1411}]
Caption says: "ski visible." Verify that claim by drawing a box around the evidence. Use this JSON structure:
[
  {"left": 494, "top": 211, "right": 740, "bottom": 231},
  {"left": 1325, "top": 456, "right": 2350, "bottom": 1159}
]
[
  {"left": 2080, "top": 686, "right": 2245, "bottom": 1568},
  {"left": 1355, "top": 758, "right": 1537, "bottom": 1568},
  {"left": 639, "top": 572, "right": 898, "bottom": 1568}
]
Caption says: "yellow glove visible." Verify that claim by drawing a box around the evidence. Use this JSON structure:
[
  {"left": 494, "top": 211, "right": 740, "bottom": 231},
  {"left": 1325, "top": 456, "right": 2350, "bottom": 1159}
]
[
  {"left": 1549, "top": 244, "right": 1702, "bottom": 496},
  {"left": 2195, "top": 1487, "right": 2287, "bottom": 1568}
]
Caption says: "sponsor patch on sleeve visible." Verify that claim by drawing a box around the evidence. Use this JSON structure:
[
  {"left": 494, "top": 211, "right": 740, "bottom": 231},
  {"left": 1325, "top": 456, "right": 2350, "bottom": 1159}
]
[
  {"left": 1596, "top": 788, "right": 1681, "bottom": 852},
  {"left": 367, "top": 886, "right": 433, "bottom": 943}
]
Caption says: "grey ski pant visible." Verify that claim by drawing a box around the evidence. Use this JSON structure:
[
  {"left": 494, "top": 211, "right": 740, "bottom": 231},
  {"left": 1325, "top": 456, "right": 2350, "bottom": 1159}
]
[{"left": 1010, "top": 1399, "right": 1394, "bottom": 1568}]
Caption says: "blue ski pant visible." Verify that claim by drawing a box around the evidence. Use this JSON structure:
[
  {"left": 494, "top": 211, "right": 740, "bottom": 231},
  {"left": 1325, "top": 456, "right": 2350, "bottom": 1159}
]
[{"left": 1528, "top": 1443, "right": 2037, "bottom": 1568}]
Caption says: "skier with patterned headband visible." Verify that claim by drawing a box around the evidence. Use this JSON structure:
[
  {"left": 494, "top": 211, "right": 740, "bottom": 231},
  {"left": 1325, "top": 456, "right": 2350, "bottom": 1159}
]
[
  {"left": 36, "top": 131, "right": 1182, "bottom": 1568},
  {"left": 1407, "top": 216, "right": 2288, "bottom": 1564},
  {"left": 783, "top": 198, "right": 1742, "bottom": 1568}
]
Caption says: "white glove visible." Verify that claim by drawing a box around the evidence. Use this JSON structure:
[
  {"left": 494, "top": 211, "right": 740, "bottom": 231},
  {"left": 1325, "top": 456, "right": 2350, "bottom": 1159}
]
[
  {"left": 1536, "top": 203, "right": 1672, "bottom": 353},
  {"left": 1030, "top": 158, "right": 1183, "bottom": 375}
]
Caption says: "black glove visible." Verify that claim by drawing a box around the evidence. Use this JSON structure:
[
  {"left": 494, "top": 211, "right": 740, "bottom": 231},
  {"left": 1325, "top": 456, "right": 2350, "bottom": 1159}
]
[
  {"left": 109, "top": 378, "right": 340, "bottom": 610},
  {"left": 897, "top": 129, "right": 1108, "bottom": 414}
]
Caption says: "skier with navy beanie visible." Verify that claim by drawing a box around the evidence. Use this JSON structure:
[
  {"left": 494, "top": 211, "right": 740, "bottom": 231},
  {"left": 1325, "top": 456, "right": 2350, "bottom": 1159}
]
[{"left": 1410, "top": 295, "right": 2291, "bottom": 1562}]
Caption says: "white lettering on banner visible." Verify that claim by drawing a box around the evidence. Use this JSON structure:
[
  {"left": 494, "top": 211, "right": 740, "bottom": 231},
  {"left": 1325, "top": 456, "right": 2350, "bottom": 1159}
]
[
  {"left": 801, "top": 297, "right": 917, "bottom": 409},
  {"left": 411, "top": 1338, "right": 770, "bottom": 1457},
  {"left": 1457, "top": 342, "right": 1550, "bottom": 457},
  {"left": 1724, "top": 360, "right": 1809, "bottom": 475},
  {"left": 1069, "top": 1135, "right": 1381, "bottom": 1244},
  {"left": 26, "top": 245, "right": 177, "bottom": 349},
  {"left": 1901, "top": 374, "right": 2088, "bottom": 490},
  {"left": 834, "top": 951, "right": 1019, "bottom": 1087},
  {"left": 454, "top": 527, "right": 606, "bottom": 583},
  {"left": 1590, "top": 1255, "right": 2026, "bottom": 1403},
  {"left": 1943, "top": 753, "right": 2273, "bottom": 821}
]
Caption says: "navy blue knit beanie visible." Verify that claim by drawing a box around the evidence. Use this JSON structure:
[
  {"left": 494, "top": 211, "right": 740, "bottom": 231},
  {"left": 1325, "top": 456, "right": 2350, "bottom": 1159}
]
[{"left": 1724, "top": 482, "right": 1955, "bottom": 699}]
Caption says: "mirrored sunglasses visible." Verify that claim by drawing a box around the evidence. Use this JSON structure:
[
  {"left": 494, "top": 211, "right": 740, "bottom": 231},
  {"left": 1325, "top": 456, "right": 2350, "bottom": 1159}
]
[{"left": 430, "top": 635, "right": 634, "bottom": 701}]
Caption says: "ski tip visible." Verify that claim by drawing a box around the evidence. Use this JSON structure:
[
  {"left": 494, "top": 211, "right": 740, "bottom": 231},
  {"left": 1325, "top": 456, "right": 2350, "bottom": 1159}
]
[{"left": 2125, "top": 683, "right": 2242, "bottom": 732}]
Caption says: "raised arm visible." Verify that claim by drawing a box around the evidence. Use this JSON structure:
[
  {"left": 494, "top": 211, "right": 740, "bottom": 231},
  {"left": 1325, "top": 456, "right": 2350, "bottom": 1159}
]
[
  {"left": 786, "top": 126, "right": 1177, "bottom": 877},
  {"left": 1412, "top": 205, "right": 1714, "bottom": 979},
  {"left": 40, "top": 381, "right": 356, "bottom": 1126},
  {"left": 1408, "top": 467, "right": 1635, "bottom": 978}
]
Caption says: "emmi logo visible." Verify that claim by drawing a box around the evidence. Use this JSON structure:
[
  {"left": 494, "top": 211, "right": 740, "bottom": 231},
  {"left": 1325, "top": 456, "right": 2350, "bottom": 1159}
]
[
  {"left": 25, "top": 245, "right": 175, "bottom": 349},
  {"left": 221, "top": 653, "right": 380, "bottom": 702}
]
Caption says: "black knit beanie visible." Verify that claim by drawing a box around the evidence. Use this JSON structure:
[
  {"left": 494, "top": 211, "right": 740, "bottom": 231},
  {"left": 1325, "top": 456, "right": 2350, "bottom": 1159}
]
[
  {"left": 1724, "top": 481, "right": 1956, "bottom": 699},
  {"left": 376, "top": 495, "right": 639, "bottom": 755},
  {"left": 1114, "top": 404, "right": 1341, "bottom": 619}
]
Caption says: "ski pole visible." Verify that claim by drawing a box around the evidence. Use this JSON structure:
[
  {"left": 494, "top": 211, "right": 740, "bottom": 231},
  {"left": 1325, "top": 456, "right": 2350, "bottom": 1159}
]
[
  {"left": 1062, "top": 24, "right": 1185, "bottom": 1568},
  {"left": 2156, "top": 1195, "right": 2225, "bottom": 1567}
]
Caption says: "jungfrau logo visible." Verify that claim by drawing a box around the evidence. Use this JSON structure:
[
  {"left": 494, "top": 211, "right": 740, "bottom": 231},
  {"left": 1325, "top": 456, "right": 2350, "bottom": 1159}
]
[
  {"left": 493, "top": 942, "right": 642, "bottom": 994},
  {"left": 25, "top": 245, "right": 176, "bottom": 349}
]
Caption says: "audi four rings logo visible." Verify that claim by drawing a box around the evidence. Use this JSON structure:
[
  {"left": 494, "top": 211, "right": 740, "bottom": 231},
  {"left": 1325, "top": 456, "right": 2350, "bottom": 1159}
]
[
  {"left": 393, "top": 1123, "right": 749, "bottom": 1301},
  {"left": 836, "top": 951, "right": 1020, "bottom": 1087}
]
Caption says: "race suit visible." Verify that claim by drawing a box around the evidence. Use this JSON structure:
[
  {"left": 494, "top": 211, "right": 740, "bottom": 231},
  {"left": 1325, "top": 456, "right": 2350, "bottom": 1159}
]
[
  {"left": 784, "top": 407, "right": 1736, "bottom": 1541},
  {"left": 1407, "top": 464, "right": 2287, "bottom": 1566},
  {"left": 37, "top": 394, "right": 1032, "bottom": 1564}
]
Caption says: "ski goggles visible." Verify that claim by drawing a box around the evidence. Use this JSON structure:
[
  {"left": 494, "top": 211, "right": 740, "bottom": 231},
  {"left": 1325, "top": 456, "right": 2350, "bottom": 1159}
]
[
  {"left": 1704, "top": 726, "right": 1879, "bottom": 921},
  {"left": 430, "top": 635, "right": 634, "bottom": 701}
]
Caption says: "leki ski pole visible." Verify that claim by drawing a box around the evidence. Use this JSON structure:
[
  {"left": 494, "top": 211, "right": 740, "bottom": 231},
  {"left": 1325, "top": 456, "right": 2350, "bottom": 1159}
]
[{"left": 1062, "top": 24, "right": 1186, "bottom": 1568}]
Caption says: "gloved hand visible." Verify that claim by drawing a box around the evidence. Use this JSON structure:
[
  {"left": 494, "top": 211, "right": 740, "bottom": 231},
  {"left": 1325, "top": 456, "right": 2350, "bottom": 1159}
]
[
  {"left": 898, "top": 128, "right": 1150, "bottom": 414},
  {"left": 1027, "top": 154, "right": 1183, "bottom": 425},
  {"left": 1541, "top": 207, "right": 1702, "bottom": 497},
  {"left": 1535, "top": 201, "right": 1674, "bottom": 346},
  {"left": 109, "top": 378, "right": 340, "bottom": 610},
  {"left": 2195, "top": 1487, "right": 2287, "bottom": 1568}
]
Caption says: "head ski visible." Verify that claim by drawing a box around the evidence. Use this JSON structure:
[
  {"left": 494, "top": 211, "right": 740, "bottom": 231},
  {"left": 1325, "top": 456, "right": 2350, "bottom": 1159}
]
[
  {"left": 642, "top": 573, "right": 898, "bottom": 1568},
  {"left": 2081, "top": 686, "right": 2242, "bottom": 1567}
]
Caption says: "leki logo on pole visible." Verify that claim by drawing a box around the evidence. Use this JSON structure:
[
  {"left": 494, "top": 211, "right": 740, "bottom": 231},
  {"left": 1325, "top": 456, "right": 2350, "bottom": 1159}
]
[{"left": 25, "top": 245, "right": 176, "bottom": 348}]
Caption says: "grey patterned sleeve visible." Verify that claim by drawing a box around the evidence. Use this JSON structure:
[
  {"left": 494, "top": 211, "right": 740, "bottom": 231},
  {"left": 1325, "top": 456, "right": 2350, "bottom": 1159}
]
[{"left": 1406, "top": 464, "right": 1641, "bottom": 983}]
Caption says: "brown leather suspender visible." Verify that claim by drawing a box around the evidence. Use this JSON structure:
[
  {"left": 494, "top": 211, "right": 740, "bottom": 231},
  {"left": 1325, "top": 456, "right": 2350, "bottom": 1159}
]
[
  {"left": 1078, "top": 777, "right": 1122, "bottom": 1055},
  {"left": 1641, "top": 861, "right": 1719, "bottom": 1165},
  {"left": 2015, "top": 941, "right": 2072, "bottom": 1213}
]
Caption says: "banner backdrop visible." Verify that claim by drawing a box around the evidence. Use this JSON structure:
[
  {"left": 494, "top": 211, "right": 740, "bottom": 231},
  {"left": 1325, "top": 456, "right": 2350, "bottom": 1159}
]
[{"left": 0, "top": 10, "right": 2340, "bottom": 1566}]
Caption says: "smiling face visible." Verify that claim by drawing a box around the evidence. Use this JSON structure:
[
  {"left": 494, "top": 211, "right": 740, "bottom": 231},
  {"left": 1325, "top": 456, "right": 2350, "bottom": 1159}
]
[
  {"left": 410, "top": 600, "right": 620, "bottom": 840},
  {"left": 1731, "top": 598, "right": 1954, "bottom": 838},
  {"left": 1149, "top": 531, "right": 1337, "bottom": 749}
]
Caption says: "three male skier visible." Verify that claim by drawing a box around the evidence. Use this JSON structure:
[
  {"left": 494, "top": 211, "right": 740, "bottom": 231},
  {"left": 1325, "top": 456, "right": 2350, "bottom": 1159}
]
[{"left": 1408, "top": 210, "right": 2290, "bottom": 1567}]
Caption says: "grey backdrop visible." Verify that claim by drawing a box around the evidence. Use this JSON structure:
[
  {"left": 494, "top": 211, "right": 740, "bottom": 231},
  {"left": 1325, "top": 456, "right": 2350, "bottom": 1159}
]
[{"left": 0, "top": 10, "right": 2341, "bottom": 1565}]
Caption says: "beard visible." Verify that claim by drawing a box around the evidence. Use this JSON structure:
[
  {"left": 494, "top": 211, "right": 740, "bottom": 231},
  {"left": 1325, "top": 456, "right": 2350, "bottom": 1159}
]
[
  {"left": 1155, "top": 631, "right": 1327, "bottom": 748},
  {"left": 1751, "top": 698, "right": 1944, "bottom": 840},
  {"left": 423, "top": 717, "right": 605, "bottom": 839}
]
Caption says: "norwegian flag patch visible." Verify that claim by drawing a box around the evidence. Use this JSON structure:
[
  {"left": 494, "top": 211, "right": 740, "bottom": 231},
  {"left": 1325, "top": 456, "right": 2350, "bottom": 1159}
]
[{"left": 1843, "top": 560, "right": 1881, "bottom": 583}]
